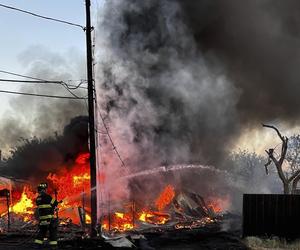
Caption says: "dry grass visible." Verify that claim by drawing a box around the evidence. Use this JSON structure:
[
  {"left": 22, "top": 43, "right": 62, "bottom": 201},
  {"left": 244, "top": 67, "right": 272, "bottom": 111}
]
[{"left": 244, "top": 236, "right": 300, "bottom": 250}]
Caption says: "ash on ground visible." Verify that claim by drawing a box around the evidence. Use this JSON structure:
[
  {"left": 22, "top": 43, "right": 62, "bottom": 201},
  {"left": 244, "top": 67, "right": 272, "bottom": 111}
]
[{"left": 0, "top": 213, "right": 247, "bottom": 249}]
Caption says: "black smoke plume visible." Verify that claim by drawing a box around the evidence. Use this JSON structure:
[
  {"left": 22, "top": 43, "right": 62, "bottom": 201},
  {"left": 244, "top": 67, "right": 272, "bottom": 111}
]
[
  {"left": 0, "top": 116, "right": 88, "bottom": 183},
  {"left": 0, "top": 46, "right": 87, "bottom": 156},
  {"left": 96, "top": 0, "right": 300, "bottom": 168},
  {"left": 0, "top": 46, "right": 88, "bottom": 182},
  {"left": 179, "top": 0, "right": 300, "bottom": 123},
  {"left": 93, "top": 0, "right": 300, "bottom": 208}
]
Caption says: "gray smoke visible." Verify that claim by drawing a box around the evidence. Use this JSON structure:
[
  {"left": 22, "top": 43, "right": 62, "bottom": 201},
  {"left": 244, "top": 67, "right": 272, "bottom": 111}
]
[
  {"left": 0, "top": 45, "right": 87, "bottom": 155},
  {"left": 96, "top": 0, "right": 300, "bottom": 166},
  {"left": 1, "top": 116, "right": 89, "bottom": 183},
  {"left": 96, "top": 0, "right": 239, "bottom": 169},
  {"left": 179, "top": 0, "right": 300, "bottom": 123},
  {"left": 94, "top": 0, "right": 299, "bottom": 208}
]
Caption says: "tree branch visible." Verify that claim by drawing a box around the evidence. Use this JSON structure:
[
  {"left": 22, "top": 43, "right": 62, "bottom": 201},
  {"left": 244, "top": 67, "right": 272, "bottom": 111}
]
[
  {"left": 279, "top": 138, "right": 288, "bottom": 165},
  {"left": 262, "top": 124, "right": 285, "bottom": 142},
  {"left": 265, "top": 149, "right": 278, "bottom": 166},
  {"left": 292, "top": 173, "right": 300, "bottom": 193},
  {"left": 264, "top": 148, "right": 287, "bottom": 183},
  {"left": 288, "top": 169, "right": 300, "bottom": 183}
]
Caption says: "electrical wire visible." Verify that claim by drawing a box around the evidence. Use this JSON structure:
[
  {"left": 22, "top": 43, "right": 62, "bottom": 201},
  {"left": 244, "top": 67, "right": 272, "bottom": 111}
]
[
  {"left": 0, "top": 79, "right": 62, "bottom": 84},
  {"left": 60, "top": 82, "right": 85, "bottom": 99},
  {"left": 0, "top": 70, "right": 88, "bottom": 89},
  {"left": 0, "top": 70, "right": 52, "bottom": 81},
  {"left": 90, "top": 12, "right": 126, "bottom": 167},
  {"left": 0, "top": 69, "right": 89, "bottom": 98},
  {"left": 0, "top": 89, "right": 87, "bottom": 100},
  {"left": 65, "top": 80, "right": 87, "bottom": 90},
  {"left": 98, "top": 111, "right": 126, "bottom": 167},
  {"left": 0, "top": 3, "right": 85, "bottom": 30},
  {"left": 0, "top": 78, "right": 88, "bottom": 99}
]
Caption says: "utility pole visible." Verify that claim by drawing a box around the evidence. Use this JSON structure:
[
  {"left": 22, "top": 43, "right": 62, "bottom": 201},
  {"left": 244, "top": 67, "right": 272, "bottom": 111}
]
[
  {"left": 85, "top": 0, "right": 97, "bottom": 236},
  {"left": 6, "top": 190, "right": 10, "bottom": 232}
]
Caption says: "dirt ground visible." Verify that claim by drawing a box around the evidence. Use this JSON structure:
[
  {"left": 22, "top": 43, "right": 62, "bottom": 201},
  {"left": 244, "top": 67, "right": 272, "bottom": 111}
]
[{"left": 0, "top": 214, "right": 249, "bottom": 249}]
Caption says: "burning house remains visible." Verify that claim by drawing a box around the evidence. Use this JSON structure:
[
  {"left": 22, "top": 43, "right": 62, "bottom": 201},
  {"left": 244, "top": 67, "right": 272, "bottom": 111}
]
[
  {"left": 0, "top": 0, "right": 300, "bottom": 248},
  {"left": 0, "top": 155, "right": 224, "bottom": 234},
  {"left": 0, "top": 114, "right": 227, "bottom": 238}
]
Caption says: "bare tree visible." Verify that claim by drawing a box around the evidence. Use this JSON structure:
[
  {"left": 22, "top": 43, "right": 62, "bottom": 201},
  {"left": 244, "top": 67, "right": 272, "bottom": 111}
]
[
  {"left": 228, "top": 149, "right": 279, "bottom": 190},
  {"left": 286, "top": 135, "right": 300, "bottom": 192},
  {"left": 263, "top": 124, "right": 300, "bottom": 194}
]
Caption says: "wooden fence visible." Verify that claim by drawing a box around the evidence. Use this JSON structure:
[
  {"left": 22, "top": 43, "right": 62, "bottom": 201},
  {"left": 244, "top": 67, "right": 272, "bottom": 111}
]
[{"left": 243, "top": 194, "right": 300, "bottom": 238}]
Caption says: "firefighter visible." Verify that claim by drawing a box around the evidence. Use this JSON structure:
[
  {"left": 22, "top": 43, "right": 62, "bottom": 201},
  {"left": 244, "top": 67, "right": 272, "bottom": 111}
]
[{"left": 34, "top": 182, "right": 59, "bottom": 248}]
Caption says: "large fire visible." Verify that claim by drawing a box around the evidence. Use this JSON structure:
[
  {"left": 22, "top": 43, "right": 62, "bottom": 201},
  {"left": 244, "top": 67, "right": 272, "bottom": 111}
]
[
  {"left": 155, "top": 184, "right": 175, "bottom": 211},
  {"left": 0, "top": 153, "right": 224, "bottom": 232},
  {"left": 11, "top": 186, "right": 34, "bottom": 215},
  {"left": 100, "top": 184, "right": 223, "bottom": 232},
  {"left": 101, "top": 209, "right": 171, "bottom": 232},
  {"left": 0, "top": 153, "right": 91, "bottom": 226},
  {"left": 47, "top": 152, "right": 90, "bottom": 204}
]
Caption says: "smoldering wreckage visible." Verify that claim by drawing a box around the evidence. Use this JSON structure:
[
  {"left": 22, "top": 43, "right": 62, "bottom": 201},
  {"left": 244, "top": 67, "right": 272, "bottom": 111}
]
[
  {"left": 0, "top": 118, "right": 242, "bottom": 249},
  {"left": 1, "top": 0, "right": 300, "bottom": 249}
]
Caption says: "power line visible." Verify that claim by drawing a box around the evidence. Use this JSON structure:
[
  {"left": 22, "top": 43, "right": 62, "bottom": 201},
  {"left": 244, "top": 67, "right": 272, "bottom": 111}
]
[
  {"left": 0, "top": 78, "right": 88, "bottom": 99},
  {"left": 98, "top": 111, "right": 126, "bottom": 167},
  {"left": 0, "top": 79, "right": 62, "bottom": 84},
  {"left": 0, "top": 3, "right": 85, "bottom": 30},
  {"left": 62, "top": 83, "right": 87, "bottom": 99},
  {"left": 0, "top": 69, "right": 49, "bottom": 81},
  {"left": 65, "top": 80, "right": 87, "bottom": 90},
  {"left": 0, "top": 89, "right": 87, "bottom": 100},
  {"left": 0, "top": 70, "right": 87, "bottom": 89}
]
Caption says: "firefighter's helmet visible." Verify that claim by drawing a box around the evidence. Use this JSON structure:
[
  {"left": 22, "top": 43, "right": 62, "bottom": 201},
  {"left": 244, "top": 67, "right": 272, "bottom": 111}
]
[{"left": 37, "top": 182, "right": 48, "bottom": 192}]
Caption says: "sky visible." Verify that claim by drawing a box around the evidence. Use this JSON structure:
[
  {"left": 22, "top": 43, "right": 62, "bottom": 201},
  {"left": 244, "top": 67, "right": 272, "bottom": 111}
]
[
  {"left": 0, "top": 0, "right": 102, "bottom": 116},
  {"left": 0, "top": 1, "right": 85, "bottom": 71},
  {"left": 0, "top": 0, "right": 296, "bottom": 158}
]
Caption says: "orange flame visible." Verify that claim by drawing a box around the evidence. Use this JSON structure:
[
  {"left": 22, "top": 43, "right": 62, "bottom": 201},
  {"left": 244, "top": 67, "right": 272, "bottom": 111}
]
[
  {"left": 155, "top": 185, "right": 175, "bottom": 211},
  {"left": 11, "top": 186, "right": 34, "bottom": 215},
  {"left": 1, "top": 153, "right": 92, "bottom": 224},
  {"left": 102, "top": 212, "right": 134, "bottom": 232},
  {"left": 47, "top": 154, "right": 90, "bottom": 207},
  {"left": 5, "top": 159, "right": 224, "bottom": 232},
  {"left": 45, "top": 153, "right": 91, "bottom": 224},
  {"left": 138, "top": 210, "right": 170, "bottom": 225},
  {"left": 207, "top": 201, "right": 222, "bottom": 213},
  {"left": 206, "top": 196, "right": 230, "bottom": 214},
  {"left": 101, "top": 185, "right": 176, "bottom": 232}
]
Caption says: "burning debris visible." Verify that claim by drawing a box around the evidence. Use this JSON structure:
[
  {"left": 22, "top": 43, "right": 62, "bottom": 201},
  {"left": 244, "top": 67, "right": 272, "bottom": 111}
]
[
  {"left": 0, "top": 169, "right": 223, "bottom": 240},
  {"left": 100, "top": 184, "right": 222, "bottom": 234},
  {"left": 0, "top": 175, "right": 223, "bottom": 236},
  {"left": 0, "top": 112, "right": 232, "bottom": 250},
  {"left": 0, "top": 152, "right": 92, "bottom": 232},
  {"left": 1, "top": 0, "right": 287, "bottom": 248},
  {"left": 155, "top": 185, "right": 175, "bottom": 211}
]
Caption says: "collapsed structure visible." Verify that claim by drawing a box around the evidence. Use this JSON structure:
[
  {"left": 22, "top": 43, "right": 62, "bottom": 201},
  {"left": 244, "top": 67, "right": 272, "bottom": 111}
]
[{"left": 0, "top": 153, "right": 222, "bottom": 235}]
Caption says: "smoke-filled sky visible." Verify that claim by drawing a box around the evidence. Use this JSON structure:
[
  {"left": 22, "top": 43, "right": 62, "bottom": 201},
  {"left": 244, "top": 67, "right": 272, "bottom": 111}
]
[
  {"left": 0, "top": 1, "right": 101, "bottom": 154},
  {"left": 96, "top": 0, "right": 300, "bottom": 168},
  {"left": 0, "top": 0, "right": 299, "bottom": 160},
  {"left": 0, "top": 0, "right": 299, "bottom": 211},
  {"left": 93, "top": 0, "right": 300, "bottom": 208}
]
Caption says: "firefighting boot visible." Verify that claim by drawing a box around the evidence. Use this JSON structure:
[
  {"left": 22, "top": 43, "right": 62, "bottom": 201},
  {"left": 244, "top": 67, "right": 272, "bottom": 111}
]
[
  {"left": 32, "top": 243, "right": 43, "bottom": 249},
  {"left": 49, "top": 240, "right": 58, "bottom": 249},
  {"left": 33, "top": 239, "right": 43, "bottom": 249}
]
